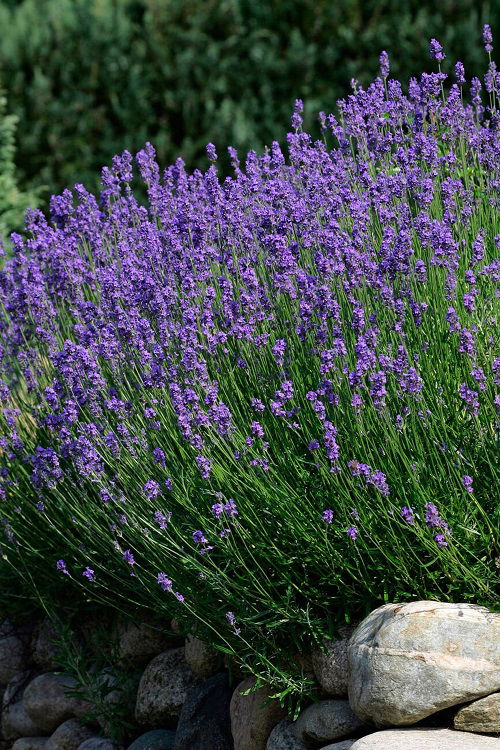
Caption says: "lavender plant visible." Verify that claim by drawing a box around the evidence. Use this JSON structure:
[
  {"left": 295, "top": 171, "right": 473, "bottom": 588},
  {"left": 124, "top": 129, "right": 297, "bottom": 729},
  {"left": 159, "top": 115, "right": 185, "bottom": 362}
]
[{"left": 0, "top": 32, "right": 498, "bottom": 704}]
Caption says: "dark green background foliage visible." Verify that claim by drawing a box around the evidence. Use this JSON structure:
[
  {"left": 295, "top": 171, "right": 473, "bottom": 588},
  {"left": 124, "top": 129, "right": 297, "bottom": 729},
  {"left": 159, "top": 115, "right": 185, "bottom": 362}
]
[{"left": 0, "top": 0, "right": 498, "bottom": 199}]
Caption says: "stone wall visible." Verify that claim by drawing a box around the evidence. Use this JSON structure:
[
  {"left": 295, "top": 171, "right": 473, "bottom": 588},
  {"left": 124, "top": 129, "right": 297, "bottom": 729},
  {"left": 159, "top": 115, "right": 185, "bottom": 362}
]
[{"left": 1, "top": 602, "right": 498, "bottom": 750}]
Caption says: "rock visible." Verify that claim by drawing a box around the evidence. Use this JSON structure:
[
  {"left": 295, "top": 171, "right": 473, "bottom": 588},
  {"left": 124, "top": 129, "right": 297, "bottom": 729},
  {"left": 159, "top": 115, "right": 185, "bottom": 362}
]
[
  {"left": 348, "top": 601, "right": 500, "bottom": 726},
  {"left": 183, "top": 636, "right": 219, "bottom": 680},
  {"left": 349, "top": 727, "right": 500, "bottom": 748},
  {"left": 91, "top": 669, "right": 138, "bottom": 734},
  {"left": 454, "top": 692, "right": 500, "bottom": 733},
  {"left": 230, "top": 677, "right": 287, "bottom": 750},
  {"left": 173, "top": 671, "right": 233, "bottom": 750},
  {"left": 294, "top": 700, "right": 364, "bottom": 744},
  {"left": 318, "top": 742, "right": 355, "bottom": 750},
  {"left": 2, "top": 673, "right": 47, "bottom": 740},
  {"left": 45, "top": 720, "right": 94, "bottom": 750},
  {"left": 0, "top": 625, "right": 26, "bottom": 686},
  {"left": 31, "top": 620, "right": 61, "bottom": 672},
  {"left": 23, "top": 673, "right": 91, "bottom": 733},
  {"left": 265, "top": 718, "right": 307, "bottom": 749},
  {"left": 134, "top": 648, "right": 198, "bottom": 726},
  {"left": 78, "top": 739, "right": 121, "bottom": 750},
  {"left": 12, "top": 739, "right": 48, "bottom": 750},
  {"left": 127, "top": 730, "right": 176, "bottom": 750},
  {"left": 117, "top": 621, "right": 172, "bottom": 668},
  {"left": 312, "top": 630, "right": 353, "bottom": 697}
]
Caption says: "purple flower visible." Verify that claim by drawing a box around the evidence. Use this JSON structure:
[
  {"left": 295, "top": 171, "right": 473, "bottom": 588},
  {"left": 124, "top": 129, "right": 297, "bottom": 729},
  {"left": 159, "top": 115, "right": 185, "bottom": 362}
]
[
  {"left": 435, "top": 533, "right": 448, "bottom": 548},
  {"left": 322, "top": 509, "right": 334, "bottom": 524},
  {"left": 454, "top": 61, "right": 466, "bottom": 84},
  {"left": 35, "top": 501, "right": 45, "bottom": 513},
  {"left": 483, "top": 24, "right": 493, "bottom": 53},
  {"left": 379, "top": 50, "right": 390, "bottom": 79},
  {"left": 82, "top": 567, "right": 95, "bottom": 581},
  {"left": 157, "top": 572, "right": 172, "bottom": 591},
  {"left": 430, "top": 38, "right": 445, "bottom": 62},
  {"left": 308, "top": 440, "right": 320, "bottom": 451},
  {"left": 211, "top": 503, "right": 224, "bottom": 519},
  {"left": 193, "top": 530, "right": 207, "bottom": 545},
  {"left": 346, "top": 526, "right": 358, "bottom": 541},
  {"left": 462, "top": 475, "right": 474, "bottom": 493},
  {"left": 123, "top": 549, "right": 135, "bottom": 566},
  {"left": 401, "top": 506, "right": 415, "bottom": 525},
  {"left": 251, "top": 421, "right": 264, "bottom": 438},
  {"left": 206, "top": 142, "right": 217, "bottom": 161},
  {"left": 224, "top": 498, "right": 238, "bottom": 517},
  {"left": 226, "top": 611, "right": 241, "bottom": 635},
  {"left": 154, "top": 510, "right": 171, "bottom": 529},
  {"left": 143, "top": 480, "right": 161, "bottom": 499},
  {"left": 56, "top": 559, "right": 69, "bottom": 575}
]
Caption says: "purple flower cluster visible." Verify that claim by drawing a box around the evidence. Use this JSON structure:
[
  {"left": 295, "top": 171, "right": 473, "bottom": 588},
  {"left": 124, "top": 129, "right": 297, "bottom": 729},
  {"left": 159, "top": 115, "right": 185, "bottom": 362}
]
[{"left": 0, "top": 36, "right": 497, "bottom": 617}]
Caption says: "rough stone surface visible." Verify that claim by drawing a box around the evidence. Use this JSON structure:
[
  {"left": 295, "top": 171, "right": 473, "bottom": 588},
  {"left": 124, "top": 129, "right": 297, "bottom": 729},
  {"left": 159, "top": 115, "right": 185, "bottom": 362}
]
[
  {"left": 318, "top": 742, "right": 355, "bottom": 750},
  {"left": 134, "top": 648, "right": 198, "bottom": 726},
  {"left": 45, "top": 720, "right": 94, "bottom": 750},
  {"left": 12, "top": 739, "right": 48, "bottom": 750},
  {"left": 127, "top": 730, "right": 176, "bottom": 750},
  {"left": 454, "top": 692, "right": 500, "bottom": 733},
  {"left": 230, "top": 677, "right": 287, "bottom": 750},
  {"left": 2, "top": 673, "right": 46, "bottom": 740},
  {"left": 265, "top": 718, "right": 307, "bottom": 750},
  {"left": 183, "top": 635, "right": 219, "bottom": 680},
  {"left": 348, "top": 601, "right": 500, "bottom": 726},
  {"left": 0, "top": 625, "right": 26, "bottom": 686},
  {"left": 349, "top": 728, "right": 500, "bottom": 748},
  {"left": 173, "top": 671, "right": 233, "bottom": 750},
  {"left": 312, "top": 629, "right": 353, "bottom": 698},
  {"left": 23, "top": 673, "right": 91, "bottom": 733},
  {"left": 31, "top": 620, "right": 61, "bottom": 672},
  {"left": 78, "top": 741, "right": 121, "bottom": 750},
  {"left": 117, "top": 621, "right": 172, "bottom": 668},
  {"left": 294, "top": 700, "right": 364, "bottom": 744}
]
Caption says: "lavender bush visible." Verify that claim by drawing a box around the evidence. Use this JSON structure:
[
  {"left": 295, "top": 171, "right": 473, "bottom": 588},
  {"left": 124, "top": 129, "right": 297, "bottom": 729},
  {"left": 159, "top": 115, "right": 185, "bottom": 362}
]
[{"left": 0, "top": 33, "right": 498, "bottom": 706}]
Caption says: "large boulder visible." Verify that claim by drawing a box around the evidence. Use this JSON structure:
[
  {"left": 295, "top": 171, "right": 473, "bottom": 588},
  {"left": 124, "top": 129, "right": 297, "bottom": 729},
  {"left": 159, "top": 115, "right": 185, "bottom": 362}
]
[
  {"left": 348, "top": 601, "right": 500, "bottom": 726},
  {"left": 454, "top": 692, "right": 500, "bottom": 733},
  {"left": 134, "top": 649, "right": 198, "bottom": 726},
  {"left": 349, "top": 728, "right": 500, "bottom": 748},
  {"left": 230, "top": 677, "right": 287, "bottom": 750},
  {"left": 2, "top": 673, "right": 47, "bottom": 740},
  {"left": 293, "top": 700, "right": 364, "bottom": 745},
  {"left": 318, "top": 742, "right": 355, "bottom": 750},
  {"left": 45, "top": 719, "right": 94, "bottom": 750},
  {"left": 173, "top": 671, "right": 233, "bottom": 750},
  {"left": 31, "top": 620, "right": 61, "bottom": 672},
  {"left": 312, "top": 629, "right": 353, "bottom": 697},
  {"left": 23, "top": 673, "right": 91, "bottom": 733},
  {"left": 0, "top": 622, "right": 27, "bottom": 686},
  {"left": 265, "top": 719, "right": 307, "bottom": 750},
  {"left": 78, "top": 740, "right": 122, "bottom": 750},
  {"left": 183, "top": 636, "right": 219, "bottom": 680},
  {"left": 12, "top": 739, "right": 48, "bottom": 750},
  {"left": 127, "top": 730, "right": 176, "bottom": 750},
  {"left": 117, "top": 621, "right": 172, "bottom": 669}
]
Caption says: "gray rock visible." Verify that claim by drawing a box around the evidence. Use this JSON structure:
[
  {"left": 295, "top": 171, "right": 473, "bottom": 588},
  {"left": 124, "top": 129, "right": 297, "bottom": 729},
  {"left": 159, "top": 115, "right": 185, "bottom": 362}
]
[
  {"left": 31, "top": 620, "right": 61, "bottom": 672},
  {"left": 12, "top": 739, "right": 48, "bottom": 750},
  {"left": 348, "top": 601, "right": 500, "bottom": 726},
  {"left": 349, "top": 728, "right": 500, "bottom": 748},
  {"left": 78, "top": 739, "right": 121, "bottom": 750},
  {"left": 230, "top": 677, "right": 287, "bottom": 750},
  {"left": 127, "top": 730, "right": 176, "bottom": 750},
  {"left": 173, "top": 671, "right": 233, "bottom": 750},
  {"left": 184, "top": 636, "right": 219, "bottom": 680},
  {"left": 265, "top": 718, "right": 307, "bottom": 750},
  {"left": 454, "top": 692, "right": 500, "bottom": 733},
  {"left": 134, "top": 649, "right": 198, "bottom": 726},
  {"left": 318, "top": 742, "right": 355, "bottom": 750},
  {"left": 0, "top": 628, "right": 26, "bottom": 686},
  {"left": 2, "top": 673, "right": 46, "bottom": 740},
  {"left": 23, "top": 673, "right": 92, "bottom": 733},
  {"left": 45, "top": 720, "right": 94, "bottom": 750},
  {"left": 294, "top": 700, "right": 364, "bottom": 744},
  {"left": 117, "top": 622, "right": 172, "bottom": 669},
  {"left": 312, "top": 630, "right": 353, "bottom": 698}
]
